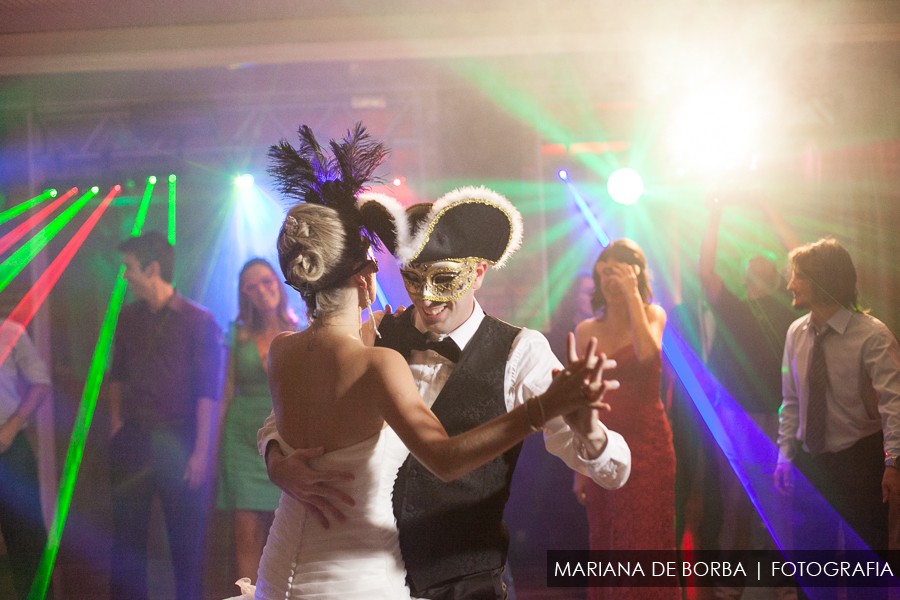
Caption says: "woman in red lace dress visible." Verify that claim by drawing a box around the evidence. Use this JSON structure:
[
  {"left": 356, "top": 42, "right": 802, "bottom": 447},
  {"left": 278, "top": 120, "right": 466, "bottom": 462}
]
[{"left": 573, "top": 239, "right": 678, "bottom": 600}]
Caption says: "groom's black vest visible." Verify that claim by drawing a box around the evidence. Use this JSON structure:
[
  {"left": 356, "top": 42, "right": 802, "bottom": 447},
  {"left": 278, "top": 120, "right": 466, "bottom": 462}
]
[{"left": 376, "top": 310, "right": 522, "bottom": 594}]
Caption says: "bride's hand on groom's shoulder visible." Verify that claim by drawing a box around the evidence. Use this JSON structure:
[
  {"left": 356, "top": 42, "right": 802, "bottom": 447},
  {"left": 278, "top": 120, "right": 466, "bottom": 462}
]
[
  {"left": 266, "top": 442, "right": 357, "bottom": 528},
  {"left": 361, "top": 304, "right": 405, "bottom": 346}
]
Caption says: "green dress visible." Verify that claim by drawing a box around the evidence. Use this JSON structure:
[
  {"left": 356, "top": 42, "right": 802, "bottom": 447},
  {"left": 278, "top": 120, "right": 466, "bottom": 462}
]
[{"left": 217, "top": 326, "right": 282, "bottom": 511}]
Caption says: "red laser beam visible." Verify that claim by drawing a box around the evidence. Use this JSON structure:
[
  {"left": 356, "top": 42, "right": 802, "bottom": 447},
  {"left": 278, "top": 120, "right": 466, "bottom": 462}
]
[
  {"left": 0, "top": 186, "right": 118, "bottom": 366},
  {"left": 0, "top": 188, "right": 77, "bottom": 256}
]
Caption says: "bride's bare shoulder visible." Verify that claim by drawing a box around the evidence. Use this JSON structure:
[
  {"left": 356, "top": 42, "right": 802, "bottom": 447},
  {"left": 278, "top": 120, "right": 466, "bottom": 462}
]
[
  {"left": 267, "top": 330, "right": 306, "bottom": 364},
  {"left": 359, "top": 344, "right": 401, "bottom": 366},
  {"left": 364, "top": 346, "right": 413, "bottom": 383}
]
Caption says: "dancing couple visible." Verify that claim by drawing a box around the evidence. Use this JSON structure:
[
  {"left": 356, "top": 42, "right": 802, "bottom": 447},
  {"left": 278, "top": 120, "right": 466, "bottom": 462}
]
[{"left": 230, "top": 124, "right": 633, "bottom": 600}]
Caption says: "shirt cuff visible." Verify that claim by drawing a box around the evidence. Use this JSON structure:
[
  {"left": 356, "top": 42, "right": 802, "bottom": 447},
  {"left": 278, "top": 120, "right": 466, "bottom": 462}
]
[
  {"left": 574, "top": 423, "right": 631, "bottom": 490},
  {"left": 777, "top": 442, "right": 795, "bottom": 464}
]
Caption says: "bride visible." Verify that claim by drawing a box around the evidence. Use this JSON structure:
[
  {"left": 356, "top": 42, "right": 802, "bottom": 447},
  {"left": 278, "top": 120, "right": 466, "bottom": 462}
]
[{"left": 228, "top": 125, "right": 616, "bottom": 600}]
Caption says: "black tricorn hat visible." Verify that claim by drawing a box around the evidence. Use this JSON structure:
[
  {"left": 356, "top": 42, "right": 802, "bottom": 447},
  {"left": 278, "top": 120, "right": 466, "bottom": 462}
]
[{"left": 358, "top": 186, "right": 523, "bottom": 268}]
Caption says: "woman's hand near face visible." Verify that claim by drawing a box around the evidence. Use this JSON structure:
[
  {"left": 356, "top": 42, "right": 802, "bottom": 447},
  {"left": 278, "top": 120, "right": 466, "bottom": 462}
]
[{"left": 609, "top": 262, "right": 640, "bottom": 299}]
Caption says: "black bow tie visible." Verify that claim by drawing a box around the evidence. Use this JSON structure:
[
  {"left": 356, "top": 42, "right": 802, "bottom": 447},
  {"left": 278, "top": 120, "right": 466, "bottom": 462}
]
[
  {"left": 410, "top": 334, "right": 461, "bottom": 363},
  {"left": 377, "top": 310, "right": 462, "bottom": 363}
]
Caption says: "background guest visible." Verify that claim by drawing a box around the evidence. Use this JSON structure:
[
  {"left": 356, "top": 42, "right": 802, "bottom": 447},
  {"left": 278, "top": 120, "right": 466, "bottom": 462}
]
[
  {"left": 776, "top": 239, "right": 900, "bottom": 559},
  {"left": 217, "top": 258, "right": 296, "bottom": 583},
  {"left": 698, "top": 189, "right": 800, "bottom": 599},
  {"left": 108, "top": 231, "right": 222, "bottom": 600},
  {"left": 573, "top": 238, "right": 677, "bottom": 600},
  {"left": 0, "top": 320, "right": 52, "bottom": 600}
]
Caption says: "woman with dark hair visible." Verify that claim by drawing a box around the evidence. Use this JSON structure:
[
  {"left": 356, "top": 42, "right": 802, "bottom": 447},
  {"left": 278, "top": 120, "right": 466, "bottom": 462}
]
[
  {"left": 218, "top": 258, "right": 297, "bottom": 585},
  {"left": 573, "top": 239, "right": 678, "bottom": 600}
]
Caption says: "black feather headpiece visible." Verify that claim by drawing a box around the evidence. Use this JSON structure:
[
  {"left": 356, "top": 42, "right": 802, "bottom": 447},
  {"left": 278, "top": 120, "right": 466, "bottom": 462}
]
[
  {"left": 268, "top": 122, "right": 387, "bottom": 254},
  {"left": 267, "top": 123, "right": 390, "bottom": 304}
]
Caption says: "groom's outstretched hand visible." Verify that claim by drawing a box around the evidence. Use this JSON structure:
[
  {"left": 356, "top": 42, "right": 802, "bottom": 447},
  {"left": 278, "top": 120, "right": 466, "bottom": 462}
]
[
  {"left": 265, "top": 440, "right": 356, "bottom": 528},
  {"left": 561, "top": 332, "right": 619, "bottom": 460}
]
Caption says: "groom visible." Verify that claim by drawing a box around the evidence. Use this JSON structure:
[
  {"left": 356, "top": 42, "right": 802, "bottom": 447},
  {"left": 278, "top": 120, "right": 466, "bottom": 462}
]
[{"left": 261, "top": 187, "right": 632, "bottom": 599}]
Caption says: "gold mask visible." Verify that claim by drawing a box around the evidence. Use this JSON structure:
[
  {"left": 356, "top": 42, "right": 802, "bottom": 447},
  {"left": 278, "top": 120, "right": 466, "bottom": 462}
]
[{"left": 400, "top": 259, "right": 479, "bottom": 302}]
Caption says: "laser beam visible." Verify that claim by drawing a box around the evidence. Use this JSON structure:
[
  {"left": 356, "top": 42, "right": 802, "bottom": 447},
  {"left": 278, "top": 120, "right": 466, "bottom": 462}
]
[
  {"left": 27, "top": 184, "right": 152, "bottom": 600},
  {"left": 564, "top": 181, "right": 611, "bottom": 246},
  {"left": 131, "top": 178, "right": 156, "bottom": 236},
  {"left": 0, "top": 188, "right": 76, "bottom": 256},
  {"left": 0, "top": 186, "right": 120, "bottom": 367},
  {"left": 168, "top": 174, "right": 177, "bottom": 246},
  {"left": 0, "top": 189, "right": 58, "bottom": 226},
  {"left": 0, "top": 188, "right": 96, "bottom": 293}
]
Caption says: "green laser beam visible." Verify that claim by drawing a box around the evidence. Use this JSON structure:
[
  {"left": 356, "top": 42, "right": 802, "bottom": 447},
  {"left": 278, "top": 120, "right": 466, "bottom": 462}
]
[
  {"left": 168, "top": 177, "right": 176, "bottom": 246},
  {"left": 0, "top": 189, "right": 55, "bottom": 226},
  {"left": 27, "top": 188, "right": 154, "bottom": 600},
  {"left": 0, "top": 189, "right": 96, "bottom": 293},
  {"left": 131, "top": 180, "right": 156, "bottom": 236},
  {"left": 26, "top": 266, "right": 128, "bottom": 600}
]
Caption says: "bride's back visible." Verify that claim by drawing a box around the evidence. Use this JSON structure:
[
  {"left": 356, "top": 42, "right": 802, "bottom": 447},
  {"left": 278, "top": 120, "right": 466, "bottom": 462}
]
[{"left": 268, "top": 327, "right": 386, "bottom": 453}]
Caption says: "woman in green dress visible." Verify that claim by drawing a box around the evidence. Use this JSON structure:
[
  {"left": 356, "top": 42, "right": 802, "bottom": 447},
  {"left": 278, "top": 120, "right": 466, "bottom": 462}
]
[{"left": 217, "top": 258, "right": 296, "bottom": 583}]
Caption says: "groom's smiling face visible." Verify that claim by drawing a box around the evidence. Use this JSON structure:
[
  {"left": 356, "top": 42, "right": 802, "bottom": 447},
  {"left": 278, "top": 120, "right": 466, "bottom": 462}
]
[{"left": 403, "top": 260, "right": 488, "bottom": 336}]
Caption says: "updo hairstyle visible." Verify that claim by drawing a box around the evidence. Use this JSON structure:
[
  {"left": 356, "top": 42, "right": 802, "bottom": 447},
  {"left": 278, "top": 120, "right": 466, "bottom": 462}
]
[{"left": 277, "top": 203, "right": 358, "bottom": 318}]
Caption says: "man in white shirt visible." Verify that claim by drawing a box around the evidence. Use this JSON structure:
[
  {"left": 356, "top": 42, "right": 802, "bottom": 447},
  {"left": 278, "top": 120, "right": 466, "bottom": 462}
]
[
  {"left": 775, "top": 237, "right": 900, "bottom": 554},
  {"left": 0, "top": 321, "right": 53, "bottom": 600},
  {"left": 261, "top": 187, "right": 631, "bottom": 599}
]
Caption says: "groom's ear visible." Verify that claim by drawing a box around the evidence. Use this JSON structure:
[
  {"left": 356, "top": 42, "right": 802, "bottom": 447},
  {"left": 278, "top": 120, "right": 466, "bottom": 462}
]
[{"left": 470, "top": 261, "right": 489, "bottom": 292}]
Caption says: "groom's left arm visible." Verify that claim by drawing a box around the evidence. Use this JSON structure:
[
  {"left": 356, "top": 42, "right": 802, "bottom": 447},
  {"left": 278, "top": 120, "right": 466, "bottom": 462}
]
[{"left": 506, "top": 329, "right": 631, "bottom": 490}]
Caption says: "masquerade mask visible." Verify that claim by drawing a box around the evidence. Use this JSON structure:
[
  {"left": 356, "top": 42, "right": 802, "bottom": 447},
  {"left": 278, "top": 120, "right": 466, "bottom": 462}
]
[{"left": 400, "top": 258, "right": 479, "bottom": 302}]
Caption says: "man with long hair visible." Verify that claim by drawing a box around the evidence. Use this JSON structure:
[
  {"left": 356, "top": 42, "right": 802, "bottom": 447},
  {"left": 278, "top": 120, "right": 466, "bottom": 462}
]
[{"left": 775, "top": 238, "right": 900, "bottom": 556}]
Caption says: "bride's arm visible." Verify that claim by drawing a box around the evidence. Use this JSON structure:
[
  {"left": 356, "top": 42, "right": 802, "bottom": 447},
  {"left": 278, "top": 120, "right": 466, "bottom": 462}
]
[{"left": 372, "top": 336, "right": 613, "bottom": 482}]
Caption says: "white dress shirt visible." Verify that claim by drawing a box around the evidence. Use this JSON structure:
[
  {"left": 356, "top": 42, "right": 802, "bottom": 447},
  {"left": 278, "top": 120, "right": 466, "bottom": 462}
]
[
  {"left": 777, "top": 308, "right": 900, "bottom": 462},
  {"left": 0, "top": 321, "right": 51, "bottom": 425},
  {"left": 259, "top": 301, "right": 631, "bottom": 489}
]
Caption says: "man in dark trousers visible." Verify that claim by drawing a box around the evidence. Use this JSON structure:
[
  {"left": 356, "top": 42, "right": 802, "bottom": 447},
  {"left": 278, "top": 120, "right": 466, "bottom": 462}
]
[
  {"left": 108, "top": 231, "right": 222, "bottom": 600},
  {"left": 775, "top": 238, "right": 900, "bottom": 554}
]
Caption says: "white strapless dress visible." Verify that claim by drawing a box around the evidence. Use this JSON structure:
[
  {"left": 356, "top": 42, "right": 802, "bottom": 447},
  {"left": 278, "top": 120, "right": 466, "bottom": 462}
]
[{"left": 228, "top": 427, "right": 412, "bottom": 600}]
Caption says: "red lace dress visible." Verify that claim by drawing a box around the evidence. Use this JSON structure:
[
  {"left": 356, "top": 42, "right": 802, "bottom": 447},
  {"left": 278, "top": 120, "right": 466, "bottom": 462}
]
[{"left": 585, "top": 345, "right": 679, "bottom": 600}]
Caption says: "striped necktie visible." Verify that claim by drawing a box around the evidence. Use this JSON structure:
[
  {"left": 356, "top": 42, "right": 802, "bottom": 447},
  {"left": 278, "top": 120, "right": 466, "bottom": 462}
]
[{"left": 805, "top": 326, "right": 831, "bottom": 455}]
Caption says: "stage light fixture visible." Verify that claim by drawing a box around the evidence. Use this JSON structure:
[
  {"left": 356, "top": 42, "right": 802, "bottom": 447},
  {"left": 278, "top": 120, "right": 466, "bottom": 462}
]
[
  {"left": 235, "top": 174, "right": 255, "bottom": 189},
  {"left": 91, "top": 186, "right": 99, "bottom": 194},
  {"left": 168, "top": 174, "right": 177, "bottom": 184},
  {"left": 558, "top": 170, "right": 568, "bottom": 181},
  {"left": 393, "top": 178, "right": 402, "bottom": 187},
  {"left": 148, "top": 176, "right": 157, "bottom": 185},
  {"left": 50, "top": 190, "right": 57, "bottom": 198},
  {"left": 607, "top": 168, "right": 644, "bottom": 205}
]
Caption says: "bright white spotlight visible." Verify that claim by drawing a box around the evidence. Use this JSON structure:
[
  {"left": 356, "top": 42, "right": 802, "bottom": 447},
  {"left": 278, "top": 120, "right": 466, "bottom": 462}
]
[
  {"left": 393, "top": 178, "right": 402, "bottom": 187},
  {"left": 607, "top": 168, "right": 644, "bottom": 205},
  {"left": 235, "top": 174, "right": 255, "bottom": 189},
  {"left": 668, "top": 85, "right": 764, "bottom": 171},
  {"left": 558, "top": 169, "right": 568, "bottom": 181}
]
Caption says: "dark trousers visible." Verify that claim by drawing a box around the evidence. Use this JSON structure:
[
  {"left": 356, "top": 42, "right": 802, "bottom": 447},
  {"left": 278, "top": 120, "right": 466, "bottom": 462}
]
[
  {"left": 0, "top": 432, "right": 48, "bottom": 600},
  {"left": 413, "top": 566, "right": 508, "bottom": 600},
  {"left": 791, "top": 432, "right": 889, "bottom": 600},
  {"left": 792, "top": 431, "right": 888, "bottom": 553},
  {"left": 109, "top": 421, "right": 205, "bottom": 600}
]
